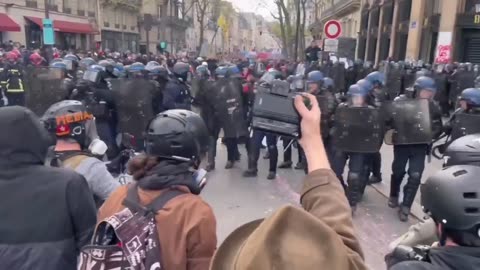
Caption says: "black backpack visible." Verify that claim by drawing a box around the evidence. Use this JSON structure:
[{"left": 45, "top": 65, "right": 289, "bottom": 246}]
[{"left": 78, "top": 183, "right": 184, "bottom": 270}]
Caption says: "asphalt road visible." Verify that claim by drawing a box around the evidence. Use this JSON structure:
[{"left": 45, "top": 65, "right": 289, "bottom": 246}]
[{"left": 199, "top": 141, "right": 444, "bottom": 270}]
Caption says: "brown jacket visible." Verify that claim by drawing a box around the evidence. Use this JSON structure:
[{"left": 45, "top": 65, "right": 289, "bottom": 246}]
[
  {"left": 98, "top": 185, "right": 217, "bottom": 270},
  {"left": 301, "top": 169, "right": 366, "bottom": 269}
]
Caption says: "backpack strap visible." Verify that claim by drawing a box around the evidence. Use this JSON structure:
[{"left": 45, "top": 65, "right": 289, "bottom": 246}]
[{"left": 122, "top": 183, "right": 185, "bottom": 216}]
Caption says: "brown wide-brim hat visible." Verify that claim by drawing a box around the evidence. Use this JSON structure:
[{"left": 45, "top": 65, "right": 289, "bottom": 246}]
[{"left": 210, "top": 205, "right": 362, "bottom": 270}]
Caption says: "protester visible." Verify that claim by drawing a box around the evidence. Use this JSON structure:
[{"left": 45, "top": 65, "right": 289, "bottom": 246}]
[
  {"left": 210, "top": 94, "right": 366, "bottom": 270},
  {"left": 98, "top": 109, "right": 217, "bottom": 270},
  {"left": 0, "top": 106, "right": 96, "bottom": 269}
]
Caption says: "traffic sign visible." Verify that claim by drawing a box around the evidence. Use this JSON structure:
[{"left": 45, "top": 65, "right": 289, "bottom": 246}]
[
  {"left": 324, "top": 38, "right": 339, "bottom": 52},
  {"left": 324, "top": 20, "right": 342, "bottom": 39},
  {"left": 42, "top": 18, "right": 55, "bottom": 45}
]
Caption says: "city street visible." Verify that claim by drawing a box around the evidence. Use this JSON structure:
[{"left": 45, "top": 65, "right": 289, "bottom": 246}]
[{"left": 202, "top": 141, "right": 444, "bottom": 270}]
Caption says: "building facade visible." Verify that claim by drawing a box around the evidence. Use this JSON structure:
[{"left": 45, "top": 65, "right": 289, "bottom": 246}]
[
  {"left": 358, "top": 0, "right": 480, "bottom": 64},
  {"left": 0, "top": 0, "right": 98, "bottom": 50}
]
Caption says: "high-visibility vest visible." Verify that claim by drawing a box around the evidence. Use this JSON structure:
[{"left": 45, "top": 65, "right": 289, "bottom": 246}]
[{"left": 6, "top": 69, "right": 24, "bottom": 93}]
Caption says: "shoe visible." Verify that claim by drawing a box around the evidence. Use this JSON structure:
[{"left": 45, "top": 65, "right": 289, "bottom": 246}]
[
  {"left": 206, "top": 163, "right": 215, "bottom": 172},
  {"left": 398, "top": 206, "right": 410, "bottom": 222},
  {"left": 278, "top": 161, "right": 293, "bottom": 169},
  {"left": 368, "top": 174, "right": 382, "bottom": 184},
  {"left": 243, "top": 169, "right": 258, "bottom": 177},
  {"left": 267, "top": 171, "right": 276, "bottom": 180},
  {"left": 294, "top": 162, "right": 305, "bottom": 170},
  {"left": 388, "top": 197, "right": 399, "bottom": 208},
  {"left": 263, "top": 151, "right": 270, "bottom": 159},
  {"left": 225, "top": 161, "right": 234, "bottom": 169}
]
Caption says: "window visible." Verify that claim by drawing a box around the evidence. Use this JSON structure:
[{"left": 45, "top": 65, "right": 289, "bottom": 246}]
[
  {"left": 465, "top": 0, "right": 480, "bottom": 13},
  {"left": 26, "top": 0, "right": 38, "bottom": 8}
]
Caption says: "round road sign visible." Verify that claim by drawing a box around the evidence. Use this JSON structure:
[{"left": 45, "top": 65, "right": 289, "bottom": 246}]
[{"left": 324, "top": 20, "right": 342, "bottom": 39}]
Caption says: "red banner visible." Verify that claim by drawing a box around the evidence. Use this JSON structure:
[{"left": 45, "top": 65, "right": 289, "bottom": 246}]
[{"left": 435, "top": 45, "right": 451, "bottom": 64}]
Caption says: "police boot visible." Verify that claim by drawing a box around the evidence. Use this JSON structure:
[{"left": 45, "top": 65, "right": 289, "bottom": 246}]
[
  {"left": 294, "top": 162, "right": 306, "bottom": 170},
  {"left": 399, "top": 173, "right": 421, "bottom": 222},
  {"left": 206, "top": 162, "right": 215, "bottom": 172},
  {"left": 242, "top": 158, "right": 258, "bottom": 178},
  {"left": 347, "top": 172, "right": 361, "bottom": 213},
  {"left": 225, "top": 161, "right": 234, "bottom": 169},
  {"left": 389, "top": 174, "right": 402, "bottom": 208},
  {"left": 278, "top": 161, "right": 293, "bottom": 169},
  {"left": 368, "top": 173, "right": 382, "bottom": 184}
]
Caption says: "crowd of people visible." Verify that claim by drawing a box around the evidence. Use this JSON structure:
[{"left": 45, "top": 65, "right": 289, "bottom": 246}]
[{"left": 0, "top": 42, "right": 479, "bottom": 270}]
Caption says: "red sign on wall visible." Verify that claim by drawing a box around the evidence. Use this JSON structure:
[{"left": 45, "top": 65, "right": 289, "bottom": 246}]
[{"left": 435, "top": 45, "right": 451, "bottom": 64}]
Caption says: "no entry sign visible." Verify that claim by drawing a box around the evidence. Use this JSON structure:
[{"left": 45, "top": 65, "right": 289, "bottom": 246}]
[{"left": 324, "top": 20, "right": 342, "bottom": 39}]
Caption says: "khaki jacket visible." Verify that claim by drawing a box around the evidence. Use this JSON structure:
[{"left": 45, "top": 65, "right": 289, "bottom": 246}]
[
  {"left": 98, "top": 185, "right": 217, "bottom": 270},
  {"left": 301, "top": 169, "right": 366, "bottom": 269}
]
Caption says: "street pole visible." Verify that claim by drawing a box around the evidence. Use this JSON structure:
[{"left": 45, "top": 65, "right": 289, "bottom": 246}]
[{"left": 44, "top": 0, "right": 52, "bottom": 64}]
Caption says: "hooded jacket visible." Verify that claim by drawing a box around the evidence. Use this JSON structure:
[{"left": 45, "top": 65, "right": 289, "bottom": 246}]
[
  {"left": 0, "top": 106, "right": 97, "bottom": 270},
  {"left": 391, "top": 246, "right": 480, "bottom": 270}
]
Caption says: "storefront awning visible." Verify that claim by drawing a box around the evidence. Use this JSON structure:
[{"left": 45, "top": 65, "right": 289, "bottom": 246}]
[
  {"left": 25, "top": 16, "right": 95, "bottom": 34},
  {"left": 0, "top": 13, "right": 21, "bottom": 32}
]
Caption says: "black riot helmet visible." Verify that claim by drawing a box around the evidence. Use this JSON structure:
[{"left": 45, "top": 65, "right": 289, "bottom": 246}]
[
  {"left": 421, "top": 165, "right": 480, "bottom": 236},
  {"left": 173, "top": 62, "right": 190, "bottom": 82},
  {"left": 145, "top": 109, "right": 209, "bottom": 167},
  {"left": 41, "top": 100, "right": 95, "bottom": 148},
  {"left": 444, "top": 134, "right": 480, "bottom": 167}
]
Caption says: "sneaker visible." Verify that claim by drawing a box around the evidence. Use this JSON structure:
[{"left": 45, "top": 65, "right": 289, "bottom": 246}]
[
  {"left": 267, "top": 171, "right": 276, "bottom": 180},
  {"left": 278, "top": 161, "right": 293, "bottom": 169},
  {"left": 225, "top": 161, "right": 234, "bottom": 169},
  {"left": 388, "top": 197, "right": 399, "bottom": 208},
  {"left": 242, "top": 169, "right": 258, "bottom": 178}
]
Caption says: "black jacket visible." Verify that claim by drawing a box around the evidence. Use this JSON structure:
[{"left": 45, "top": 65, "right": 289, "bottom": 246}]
[
  {"left": 0, "top": 106, "right": 97, "bottom": 270},
  {"left": 391, "top": 246, "right": 480, "bottom": 270}
]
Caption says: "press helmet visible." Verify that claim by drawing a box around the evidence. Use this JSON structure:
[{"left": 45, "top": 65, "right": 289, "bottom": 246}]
[
  {"left": 443, "top": 134, "right": 480, "bottom": 167},
  {"left": 41, "top": 100, "right": 94, "bottom": 148},
  {"left": 421, "top": 165, "right": 480, "bottom": 232},
  {"left": 145, "top": 109, "right": 209, "bottom": 166}
]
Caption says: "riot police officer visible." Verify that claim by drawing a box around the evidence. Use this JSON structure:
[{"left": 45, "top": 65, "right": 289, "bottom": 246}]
[
  {"left": 442, "top": 88, "right": 480, "bottom": 145},
  {"left": 162, "top": 61, "right": 192, "bottom": 111},
  {"left": 194, "top": 65, "right": 217, "bottom": 171},
  {"left": 210, "top": 65, "right": 248, "bottom": 170},
  {"left": 365, "top": 71, "right": 388, "bottom": 184},
  {"left": 146, "top": 65, "right": 169, "bottom": 115},
  {"left": 243, "top": 69, "right": 282, "bottom": 180},
  {"left": 332, "top": 84, "right": 375, "bottom": 210},
  {"left": 307, "top": 72, "right": 337, "bottom": 163},
  {"left": 389, "top": 76, "right": 443, "bottom": 222}
]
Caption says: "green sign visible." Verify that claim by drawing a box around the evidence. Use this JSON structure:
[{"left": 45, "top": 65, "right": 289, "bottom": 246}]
[
  {"left": 160, "top": 42, "right": 167, "bottom": 49},
  {"left": 42, "top": 18, "right": 55, "bottom": 45}
]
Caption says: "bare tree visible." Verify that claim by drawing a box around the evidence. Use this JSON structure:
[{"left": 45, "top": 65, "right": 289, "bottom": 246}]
[{"left": 196, "top": 0, "right": 209, "bottom": 54}]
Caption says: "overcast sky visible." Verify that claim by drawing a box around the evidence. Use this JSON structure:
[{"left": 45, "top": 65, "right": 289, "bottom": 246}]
[{"left": 226, "top": 0, "right": 277, "bottom": 20}]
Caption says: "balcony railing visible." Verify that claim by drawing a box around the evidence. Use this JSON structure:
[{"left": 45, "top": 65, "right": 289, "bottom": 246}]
[
  {"left": 158, "top": 16, "right": 192, "bottom": 29},
  {"left": 321, "top": 0, "right": 361, "bottom": 22}
]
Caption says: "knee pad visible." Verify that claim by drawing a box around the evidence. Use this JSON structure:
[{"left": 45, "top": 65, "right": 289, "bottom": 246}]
[{"left": 409, "top": 172, "right": 421, "bottom": 184}]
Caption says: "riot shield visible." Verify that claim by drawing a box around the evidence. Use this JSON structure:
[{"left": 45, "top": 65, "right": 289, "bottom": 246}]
[
  {"left": 386, "top": 64, "right": 402, "bottom": 98},
  {"left": 190, "top": 77, "right": 201, "bottom": 100},
  {"left": 213, "top": 78, "right": 248, "bottom": 138},
  {"left": 112, "top": 79, "right": 154, "bottom": 149},
  {"left": 450, "top": 113, "right": 480, "bottom": 141},
  {"left": 24, "top": 66, "right": 65, "bottom": 116},
  {"left": 332, "top": 62, "right": 346, "bottom": 93},
  {"left": 107, "top": 78, "right": 125, "bottom": 92},
  {"left": 388, "top": 99, "right": 432, "bottom": 145},
  {"left": 450, "top": 71, "right": 475, "bottom": 104},
  {"left": 332, "top": 107, "right": 384, "bottom": 153}
]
